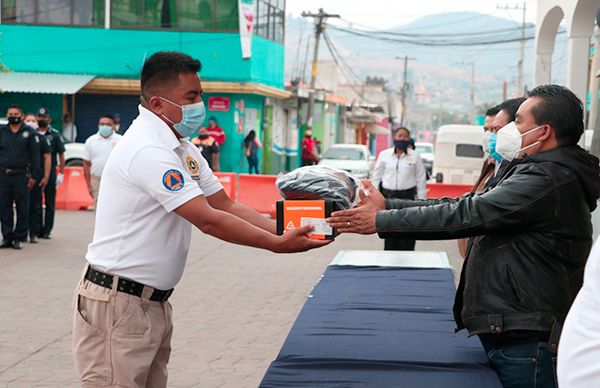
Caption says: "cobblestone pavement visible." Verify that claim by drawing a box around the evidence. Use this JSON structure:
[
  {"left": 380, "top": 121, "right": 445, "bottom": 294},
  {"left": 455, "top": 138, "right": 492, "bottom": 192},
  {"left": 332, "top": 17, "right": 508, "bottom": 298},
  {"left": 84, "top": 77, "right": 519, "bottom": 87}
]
[{"left": 0, "top": 210, "right": 461, "bottom": 388}]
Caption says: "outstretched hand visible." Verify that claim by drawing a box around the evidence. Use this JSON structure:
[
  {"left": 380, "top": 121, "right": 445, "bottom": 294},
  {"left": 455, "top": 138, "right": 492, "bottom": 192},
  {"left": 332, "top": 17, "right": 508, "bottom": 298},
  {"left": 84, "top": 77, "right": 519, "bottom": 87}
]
[
  {"left": 275, "top": 225, "right": 332, "bottom": 253},
  {"left": 327, "top": 181, "right": 384, "bottom": 234}
]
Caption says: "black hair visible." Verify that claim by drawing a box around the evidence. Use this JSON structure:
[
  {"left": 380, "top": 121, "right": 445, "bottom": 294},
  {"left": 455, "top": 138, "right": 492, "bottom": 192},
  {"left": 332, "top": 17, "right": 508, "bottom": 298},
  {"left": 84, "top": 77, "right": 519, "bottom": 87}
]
[
  {"left": 392, "top": 126, "right": 410, "bottom": 136},
  {"left": 527, "top": 84, "right": 584, "bottom": 146},
  {"left": 141, "top": 51, "right": 201, "bottom": 99},
  {"left": 100, "top": 114, "right": 115, "bottom": 122},
  {"left": 7, "top": 104, "right": 23, "bottom": 113},
  {"left": 208, "top": 116, "right": 217, "bottom": 123},
  {"left": 245, "top": 130, "right": 256, "bottom": 143},
  {"left": 498, "top": 97, "right": 526, "bottom": 122},
  {"left": 485, "top": 105, "right": 500, "bottom": 116}
]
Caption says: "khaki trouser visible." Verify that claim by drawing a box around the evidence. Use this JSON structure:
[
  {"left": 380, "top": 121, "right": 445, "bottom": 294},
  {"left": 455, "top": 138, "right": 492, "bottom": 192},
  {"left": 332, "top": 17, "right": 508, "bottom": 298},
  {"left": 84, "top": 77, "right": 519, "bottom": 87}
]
[
  {"left": 90, "top": 176, "right": 101, "bottom": 204},
  {"left": 72, "top": 265, "right": 173, "bottom": 388}
]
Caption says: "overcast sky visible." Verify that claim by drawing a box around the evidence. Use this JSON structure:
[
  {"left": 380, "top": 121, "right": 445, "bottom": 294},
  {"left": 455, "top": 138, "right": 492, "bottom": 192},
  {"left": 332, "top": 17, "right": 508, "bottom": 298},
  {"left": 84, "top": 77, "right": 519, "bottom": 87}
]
[{"left": 286, "top": 0, "right": 538, "bottom": 29}]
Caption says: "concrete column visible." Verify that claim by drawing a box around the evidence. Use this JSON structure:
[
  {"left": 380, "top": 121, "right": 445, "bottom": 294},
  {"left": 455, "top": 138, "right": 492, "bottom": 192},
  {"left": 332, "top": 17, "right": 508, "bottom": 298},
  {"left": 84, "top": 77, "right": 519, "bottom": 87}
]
[
  {"left": 534, "top": 53, "right": 553, "bottom": 85},
  {"left": 567, "top": 35, "right": 591, "bottom": 105}
]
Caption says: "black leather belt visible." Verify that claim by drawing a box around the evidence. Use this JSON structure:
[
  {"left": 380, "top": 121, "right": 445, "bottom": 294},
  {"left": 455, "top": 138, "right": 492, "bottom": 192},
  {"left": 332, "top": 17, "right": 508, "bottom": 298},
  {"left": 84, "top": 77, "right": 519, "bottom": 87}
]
[
  {"left": 0, "top": 166, "right": 28, "bottom": 176},
  {"left": 85, "top": 266, "right": 174, "bottom": 302}
]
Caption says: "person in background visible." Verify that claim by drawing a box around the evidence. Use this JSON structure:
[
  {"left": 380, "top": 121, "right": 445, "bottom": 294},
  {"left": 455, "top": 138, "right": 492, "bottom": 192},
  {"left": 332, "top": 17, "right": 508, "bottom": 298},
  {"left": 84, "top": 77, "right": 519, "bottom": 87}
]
[
  {"left": 114, "top": 113, "right": 123, "bottom": 135},
  {"left": 83, "top": 115, "right": 122, "bottom": 203},
  {"left": 24, "top": 114, "right": 51, "bottom": 244},
  {"left": 61, "top": 112, "right": 77, "bottom": 143},
  {"left": 192, "top": 126, "right": 220, "bottom": 171},
  {"left": 207, "top": 116, "right": 226, "bottom": 146},
  {"left": 35, "top": 107, "right": 65, "bottom": 239},
  {"left": 370, "top": 126, "right": 427, "bottom": 251},
  {"left": 301, "top": 127, "right": 318, "bottom": 166},
  {"left": 243, "top": 129, "right": 261, "bottom": 174},
  {"left": 0, "top": 104, "right": 41, "bottom": 249}
]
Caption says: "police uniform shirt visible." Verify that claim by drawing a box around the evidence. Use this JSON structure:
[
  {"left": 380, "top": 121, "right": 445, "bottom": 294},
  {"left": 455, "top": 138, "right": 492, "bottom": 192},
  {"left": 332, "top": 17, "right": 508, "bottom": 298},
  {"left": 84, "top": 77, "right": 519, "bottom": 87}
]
[
  {"left": 39, "top": 127, "right": 65, "bottom": 170},
  {"left": 34, "top": 133, "right": 52, "bottom": 180},
  {"left": 0, "top": 124, "right": 41, "bottom": 177},
  {"left": 83, "top": 132, "right": 123, "bottom": 177},
  {"left": 371, "top": 147, "right": 427, "bottom": 199},
  {"left": 85, "top": 105, "right": 223, "bottom": 290}
]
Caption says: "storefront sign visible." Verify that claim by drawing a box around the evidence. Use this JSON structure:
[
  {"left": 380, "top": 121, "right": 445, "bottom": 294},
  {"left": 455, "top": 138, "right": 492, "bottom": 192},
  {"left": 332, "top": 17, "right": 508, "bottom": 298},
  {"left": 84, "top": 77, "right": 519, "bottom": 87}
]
[
  {"left": 208, "top": 96, "right": 230, "bottom": 112},
  {"left": 238, "top": 0, "right": 255, "bottom": 59}
]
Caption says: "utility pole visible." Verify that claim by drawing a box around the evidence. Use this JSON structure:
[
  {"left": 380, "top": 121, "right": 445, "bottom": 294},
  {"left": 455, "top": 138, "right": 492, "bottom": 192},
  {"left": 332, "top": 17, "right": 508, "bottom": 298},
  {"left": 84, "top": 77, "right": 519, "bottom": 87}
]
[
  {"left": 457, "top": 61, "right": 475, "bottom": 122},
  {"left": 301, "top": 8, "right": 340, "bottom": 126},
  {"left": 497, "top": 2, "right": 526, "bottom": 95},
  {"left": 395, "top": 55, "right": 416, "bottom": 127}
]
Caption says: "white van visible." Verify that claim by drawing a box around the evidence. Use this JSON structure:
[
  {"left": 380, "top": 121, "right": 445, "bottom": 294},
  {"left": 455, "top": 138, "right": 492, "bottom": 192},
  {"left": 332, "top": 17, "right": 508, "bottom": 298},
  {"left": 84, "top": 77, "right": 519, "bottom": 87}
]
[{"left": 432, "top": 124, "right": 486, "bottom": 185}]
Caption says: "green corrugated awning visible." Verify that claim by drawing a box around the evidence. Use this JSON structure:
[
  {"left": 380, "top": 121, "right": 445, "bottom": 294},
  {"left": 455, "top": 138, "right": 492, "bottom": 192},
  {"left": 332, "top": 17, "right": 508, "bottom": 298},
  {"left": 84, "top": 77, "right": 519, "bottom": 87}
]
[{"left": 0, "top": 72, "right": 95, "bottom": 94}]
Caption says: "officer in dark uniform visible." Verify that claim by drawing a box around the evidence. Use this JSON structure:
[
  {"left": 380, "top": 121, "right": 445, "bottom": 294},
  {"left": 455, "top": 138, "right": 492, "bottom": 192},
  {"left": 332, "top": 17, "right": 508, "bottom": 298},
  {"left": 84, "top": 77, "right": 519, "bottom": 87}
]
[
  {"left": 0, "top": 104, "right": 41, "bottom": 249},
  {"left": 35, "top": 107, "right": 65, "bottom": 239},
  {"left": 26, "top": 114, "right": 52, "bottom": 244}
]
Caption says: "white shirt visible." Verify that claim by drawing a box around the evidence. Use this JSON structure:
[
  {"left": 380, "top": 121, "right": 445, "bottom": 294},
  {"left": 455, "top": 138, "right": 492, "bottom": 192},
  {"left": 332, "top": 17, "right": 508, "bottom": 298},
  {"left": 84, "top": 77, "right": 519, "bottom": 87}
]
[
  {"left": 558, "top": 237, "right": 600, "bottom": 387},
  {"left": 83, "top": 132, "right": 122, "bottom": 177},
  {"left": 85, "top": 105, "right": 223, "bottom": 290},
  {"left": 371, "top": 148, "right": 427, "bottom": 199}
]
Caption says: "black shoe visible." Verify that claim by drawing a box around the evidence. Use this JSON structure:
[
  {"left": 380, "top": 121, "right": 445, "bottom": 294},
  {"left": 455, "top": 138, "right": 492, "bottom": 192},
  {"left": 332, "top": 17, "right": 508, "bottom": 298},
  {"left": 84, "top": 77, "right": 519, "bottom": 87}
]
[
  {"left": 40, "top": 234, "right": 51, "bottom": 240},
  {"left": 12, "top": 240, "right": 23, "bottom": 249},
  {"left": 30, "top": 236, "right": 38, "bottom": 244},
  {"left": 0, "top": 240, "right": 12, "bottom": 248}
]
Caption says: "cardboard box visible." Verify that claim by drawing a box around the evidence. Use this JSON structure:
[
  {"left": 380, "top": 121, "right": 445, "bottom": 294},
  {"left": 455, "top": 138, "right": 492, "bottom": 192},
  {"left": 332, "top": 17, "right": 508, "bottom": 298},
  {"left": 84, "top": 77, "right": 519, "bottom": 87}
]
[{"left": 276, "top": 200, "right": 336, "bottom": 240}]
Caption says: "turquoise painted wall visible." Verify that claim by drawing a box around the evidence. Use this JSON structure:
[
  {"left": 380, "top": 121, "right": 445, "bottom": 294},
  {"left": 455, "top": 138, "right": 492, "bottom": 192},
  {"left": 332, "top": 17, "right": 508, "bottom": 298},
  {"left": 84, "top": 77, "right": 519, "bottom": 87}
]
[
  {"left": 202, "top": 92, "right": 264, "bottom": 173},
  {"left": 0, "top": 25, "right": 284, "bottom": 88},
  {"left": 0, "top": 92, "right": 63, "bottom": 130}
]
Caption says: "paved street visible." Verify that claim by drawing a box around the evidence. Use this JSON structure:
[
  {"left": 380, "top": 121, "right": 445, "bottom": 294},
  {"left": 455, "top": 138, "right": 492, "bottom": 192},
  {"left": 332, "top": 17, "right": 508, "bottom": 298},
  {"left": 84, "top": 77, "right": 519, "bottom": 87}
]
[{"left": 0, "top": 210, "right": 461, "bottom": 388}]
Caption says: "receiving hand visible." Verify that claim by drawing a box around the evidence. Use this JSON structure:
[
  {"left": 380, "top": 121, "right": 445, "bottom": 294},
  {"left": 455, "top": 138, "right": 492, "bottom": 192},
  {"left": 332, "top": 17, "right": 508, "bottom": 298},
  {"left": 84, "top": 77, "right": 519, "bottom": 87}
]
[
  {"left": 275, "top": 225, "right": 332, "bottom": 253},
  {"left": 357, "top": 180, "right": 385, "bottom": 210},
  {"left": 328, "top": 182, "right": 383, "bottom": 234}
]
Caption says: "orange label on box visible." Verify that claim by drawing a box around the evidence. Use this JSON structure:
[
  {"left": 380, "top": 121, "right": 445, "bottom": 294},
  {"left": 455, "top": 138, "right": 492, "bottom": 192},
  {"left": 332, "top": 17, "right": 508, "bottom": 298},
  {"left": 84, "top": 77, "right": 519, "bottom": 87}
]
[{"left": 279, "top": 200, "right": 331, "bottom": 240}]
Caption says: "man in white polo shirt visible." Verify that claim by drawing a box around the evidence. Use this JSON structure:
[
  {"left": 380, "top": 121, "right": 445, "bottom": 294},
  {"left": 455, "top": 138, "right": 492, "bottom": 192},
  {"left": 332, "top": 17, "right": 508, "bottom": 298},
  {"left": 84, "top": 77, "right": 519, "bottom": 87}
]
[
  {"left": 83, "top": 114, "right": 122, "bottom": 203},
  {"left": 72, "top": 51, "right": 329, "bottom": 388}
]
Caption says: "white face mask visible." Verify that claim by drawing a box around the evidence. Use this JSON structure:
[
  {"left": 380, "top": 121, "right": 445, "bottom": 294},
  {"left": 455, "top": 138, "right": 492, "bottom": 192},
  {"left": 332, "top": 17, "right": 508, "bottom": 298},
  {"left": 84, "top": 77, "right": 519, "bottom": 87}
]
[
  {"left": 495, "top": 121, "right": 544, "bottom": 161},
  {"left": 25, "top": 121, "right": 39, "bottom": 130},
  {"left": 482, "top": 131, "right": 492, "bottom": 154}
]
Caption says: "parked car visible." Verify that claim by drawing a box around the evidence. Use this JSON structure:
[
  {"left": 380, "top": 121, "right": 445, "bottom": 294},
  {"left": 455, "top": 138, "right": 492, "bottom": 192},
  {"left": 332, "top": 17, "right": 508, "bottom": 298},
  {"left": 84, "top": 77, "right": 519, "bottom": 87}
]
[
  {"left": 432, "top": 125, "right": 486, "bottom": 185},
  {"left": 64, "top": 142, "right": 86, "bottom": 166},
  {"left": 318, "top": 144, "right": 376, "bottom": 179},
  {"left": 414, "top": 142, "right": 434, "bottom": 177}
]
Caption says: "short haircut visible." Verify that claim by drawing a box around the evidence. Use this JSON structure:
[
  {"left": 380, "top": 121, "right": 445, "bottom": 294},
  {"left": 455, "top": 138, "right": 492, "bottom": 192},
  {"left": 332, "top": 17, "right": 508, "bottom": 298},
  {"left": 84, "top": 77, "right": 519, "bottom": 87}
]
[
  {"left": 498, "top": 97, "right": 526, "bottom": 122},
  {"left": 100, "top": 114, "right": 115, "bottom": 122},
  {"left": 7, "top": 104, "right": 23, "bottom": 113},
  {"left": 527, "top": 84, "right": 584, "bottom": 146},
  {"left": 141, "top": 51, "right": 202, "bottom": 99},
  {"left": 486, "top": 105, "right": 500, "bottom": 117},
  {"left": 392, "top": 126, "right": 410, "bottom": 136}
]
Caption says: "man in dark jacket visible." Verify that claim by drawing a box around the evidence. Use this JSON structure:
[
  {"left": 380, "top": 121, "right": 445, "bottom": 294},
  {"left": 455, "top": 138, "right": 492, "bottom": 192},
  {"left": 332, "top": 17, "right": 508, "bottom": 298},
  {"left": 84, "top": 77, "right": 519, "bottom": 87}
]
[{"left": 328, "top": 84, "right": 600, "bottom": 388}]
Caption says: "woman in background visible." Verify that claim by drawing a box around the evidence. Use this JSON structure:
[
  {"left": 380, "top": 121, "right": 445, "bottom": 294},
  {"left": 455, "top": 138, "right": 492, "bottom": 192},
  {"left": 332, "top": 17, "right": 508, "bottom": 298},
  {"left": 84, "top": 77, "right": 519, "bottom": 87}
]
[{"left": 243, "top": 130, "right": 261, "bottom": 174}]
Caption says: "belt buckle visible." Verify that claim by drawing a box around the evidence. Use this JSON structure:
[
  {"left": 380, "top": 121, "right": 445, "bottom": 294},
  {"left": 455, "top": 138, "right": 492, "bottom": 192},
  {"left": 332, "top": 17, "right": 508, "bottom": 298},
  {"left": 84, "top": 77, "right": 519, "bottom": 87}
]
[{"left": 5, "top": 168, "right": 16, "bottom": 176}]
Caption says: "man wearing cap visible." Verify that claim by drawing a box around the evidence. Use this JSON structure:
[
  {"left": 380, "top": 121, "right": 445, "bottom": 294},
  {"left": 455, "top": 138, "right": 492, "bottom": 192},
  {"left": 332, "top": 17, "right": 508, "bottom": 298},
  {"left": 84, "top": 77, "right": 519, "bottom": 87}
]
[
  {"left": 35, "top": 107, "right": 65, "bottom": 239},
  {"left": 72, "top": 51, "right": 329, "bottom": 387},
  {"left": 0, "top": 104, "right": 42, "bottom": 249}
]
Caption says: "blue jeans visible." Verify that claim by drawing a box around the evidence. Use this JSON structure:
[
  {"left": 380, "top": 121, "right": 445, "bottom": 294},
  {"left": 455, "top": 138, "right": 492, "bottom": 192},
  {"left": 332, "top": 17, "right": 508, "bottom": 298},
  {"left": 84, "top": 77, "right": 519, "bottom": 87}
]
[{"left": 480, "top": 339, "right": 558, "bottom": 388}]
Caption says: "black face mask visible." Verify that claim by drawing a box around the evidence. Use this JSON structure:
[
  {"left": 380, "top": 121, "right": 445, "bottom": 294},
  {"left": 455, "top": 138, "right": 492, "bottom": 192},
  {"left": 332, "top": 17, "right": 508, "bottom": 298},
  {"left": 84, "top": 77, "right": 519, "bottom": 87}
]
[
  {"left": 198, "top": 134, "right": 209, "bottom": 140},
  {"left": 7, "top": 116, "right": 22, "bottom": 125},
  {"left": 37, "top": 119, "right": 48, "bottom": 128}
]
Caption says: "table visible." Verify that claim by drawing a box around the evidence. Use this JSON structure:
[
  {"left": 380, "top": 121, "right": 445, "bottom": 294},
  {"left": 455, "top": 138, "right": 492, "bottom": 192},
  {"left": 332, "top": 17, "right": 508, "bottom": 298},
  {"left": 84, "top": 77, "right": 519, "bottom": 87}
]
[{"left": 260, "top": 251, "right": 502, "bottom": 387}]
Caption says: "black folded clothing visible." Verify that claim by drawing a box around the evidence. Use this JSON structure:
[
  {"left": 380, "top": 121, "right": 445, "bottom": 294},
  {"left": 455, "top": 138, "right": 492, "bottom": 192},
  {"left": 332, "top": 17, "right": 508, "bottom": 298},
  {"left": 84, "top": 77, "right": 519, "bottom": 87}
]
[{"left": 276, "top": 166, "right": 361, "bottom": 210}]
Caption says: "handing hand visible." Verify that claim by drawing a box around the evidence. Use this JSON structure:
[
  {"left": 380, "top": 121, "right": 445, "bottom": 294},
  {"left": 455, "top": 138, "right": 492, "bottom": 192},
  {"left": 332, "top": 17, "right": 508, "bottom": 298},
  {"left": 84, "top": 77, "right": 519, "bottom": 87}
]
[
  {"left": 56, "top": 173, "right": 64, "bottom": 187},
  {"left": 274, "top": 225, "right": 332, "bottom": 253},
  {"left": 327, "top": 181, "right": 383, "bottom": 234}
]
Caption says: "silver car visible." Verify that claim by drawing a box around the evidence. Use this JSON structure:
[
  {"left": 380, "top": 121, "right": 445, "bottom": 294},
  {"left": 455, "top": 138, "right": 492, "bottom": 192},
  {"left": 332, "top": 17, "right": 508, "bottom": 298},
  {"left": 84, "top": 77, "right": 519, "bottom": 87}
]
[{"left": 318, "top": 144, "right": 376, "bottom": 179}]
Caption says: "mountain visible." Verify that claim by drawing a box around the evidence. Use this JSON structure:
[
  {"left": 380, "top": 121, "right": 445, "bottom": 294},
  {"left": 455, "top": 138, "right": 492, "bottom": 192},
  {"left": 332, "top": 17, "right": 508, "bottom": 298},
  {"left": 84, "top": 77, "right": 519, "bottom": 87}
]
[{"left": 285, "top": 11, "right": 568, "bottom": 123}]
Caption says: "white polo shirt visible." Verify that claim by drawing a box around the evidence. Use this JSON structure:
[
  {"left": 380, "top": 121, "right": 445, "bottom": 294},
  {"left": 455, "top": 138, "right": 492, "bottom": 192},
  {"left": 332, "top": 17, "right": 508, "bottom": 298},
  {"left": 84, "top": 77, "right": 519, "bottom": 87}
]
[
  {"left": 83, "top": 132, "right": 122, "bottom": 177},
  {"left": 371, "top": 148, "right": 427, "bottom": 199},
  {"left": 85, "top": 105, "right": 223, "bottom": 290}
]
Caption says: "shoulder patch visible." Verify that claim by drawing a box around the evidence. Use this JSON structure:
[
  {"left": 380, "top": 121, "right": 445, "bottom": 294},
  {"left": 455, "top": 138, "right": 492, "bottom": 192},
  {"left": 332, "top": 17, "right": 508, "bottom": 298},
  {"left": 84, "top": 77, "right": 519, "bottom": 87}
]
[{"left": 162, "top": 169, "right": 185, "bottom": 192}]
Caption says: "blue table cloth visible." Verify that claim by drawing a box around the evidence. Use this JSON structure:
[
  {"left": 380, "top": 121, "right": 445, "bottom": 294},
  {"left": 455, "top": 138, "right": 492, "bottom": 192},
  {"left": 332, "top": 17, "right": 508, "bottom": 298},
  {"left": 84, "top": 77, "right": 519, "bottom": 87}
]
[{"left": 260, "top": 265, "right": 502, "bottom": 387}]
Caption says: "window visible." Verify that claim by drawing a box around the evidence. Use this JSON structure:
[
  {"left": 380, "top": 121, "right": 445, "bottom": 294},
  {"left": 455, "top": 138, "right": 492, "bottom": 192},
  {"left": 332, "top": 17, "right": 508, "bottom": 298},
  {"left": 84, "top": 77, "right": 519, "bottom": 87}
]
[
  {"left": 1, "top": 0, "right": 105, "bottom": 27},
  {"left": 455, "top": 144, "right": 484, "bottom": 158},
  {"left": 253, "top": 0, "right": 285, "bottom": 44},
  {"left": 111, "top": 0, "right": 238, "bottom": 31}
]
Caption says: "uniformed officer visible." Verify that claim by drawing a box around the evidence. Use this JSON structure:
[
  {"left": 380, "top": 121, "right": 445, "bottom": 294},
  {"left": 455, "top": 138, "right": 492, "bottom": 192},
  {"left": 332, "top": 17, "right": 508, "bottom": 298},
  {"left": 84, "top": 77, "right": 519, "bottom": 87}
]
[
  {"left": 24, "top": 114, "right": 52, "bottom": 244},
  {"left": 35, "top": 107, "right": 65, "bottom": 239},
  {"left": 72, "top": 51, "right": 330, "bottom": 388},
  {"left": 0, "top": 104, "right": 41, "bottom": 249}
]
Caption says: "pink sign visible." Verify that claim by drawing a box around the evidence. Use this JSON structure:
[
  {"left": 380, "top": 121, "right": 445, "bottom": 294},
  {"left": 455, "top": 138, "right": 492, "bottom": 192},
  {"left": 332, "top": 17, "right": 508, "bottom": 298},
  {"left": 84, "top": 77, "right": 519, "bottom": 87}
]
[{"left": 208, "top": 97, "right": 230, "bottom": 112}]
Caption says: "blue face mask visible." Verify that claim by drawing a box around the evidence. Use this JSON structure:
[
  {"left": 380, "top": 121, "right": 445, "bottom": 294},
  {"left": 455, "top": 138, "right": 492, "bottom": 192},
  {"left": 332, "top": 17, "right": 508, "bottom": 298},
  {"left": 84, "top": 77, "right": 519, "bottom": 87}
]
[
  {"left": 488, "top": 132, "right": 503, "bottom": 162},
  {"left": 394, "top": 140, "right": 409, "bottom": 151},
  {"left": 98, "top": 125, "right": 113, "bottom": 138},
  {"left": 160, "top": 97, "right": 206, "bottom": 138}
]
